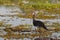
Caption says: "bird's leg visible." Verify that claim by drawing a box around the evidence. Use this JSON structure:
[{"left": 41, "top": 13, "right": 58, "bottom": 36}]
[
  {"left": 36, "top": 27, "right": 42, "bottom": 38},
  {"left": 38, "top": 27, "right": 45, "bottom": 38}
]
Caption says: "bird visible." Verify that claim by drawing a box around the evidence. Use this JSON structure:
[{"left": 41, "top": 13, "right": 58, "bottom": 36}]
[{"left": 32, "top": 12, "right": 48, "bottom": 30}]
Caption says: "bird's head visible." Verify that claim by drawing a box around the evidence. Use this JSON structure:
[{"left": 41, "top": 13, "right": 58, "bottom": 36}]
[
  {"left": 32, "top": 12, "right": 35, "bottom": 16},
  {"left": 32, "top": 10, "right": 39, "bottom": 18}
]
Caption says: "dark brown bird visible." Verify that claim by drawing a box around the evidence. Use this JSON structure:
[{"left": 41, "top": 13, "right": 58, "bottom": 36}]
[{"left": 32, "top": 12, "right": 48, "bottom": 30}]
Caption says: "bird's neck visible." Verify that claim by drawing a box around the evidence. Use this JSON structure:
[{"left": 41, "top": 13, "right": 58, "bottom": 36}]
[{"left": 33, "top": 15, "right": 35, "bottom": 20}]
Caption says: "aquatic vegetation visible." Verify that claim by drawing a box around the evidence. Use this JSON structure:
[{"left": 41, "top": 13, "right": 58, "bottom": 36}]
[{"left": 0, "top": 0, "right": 60, "bottom": 40}]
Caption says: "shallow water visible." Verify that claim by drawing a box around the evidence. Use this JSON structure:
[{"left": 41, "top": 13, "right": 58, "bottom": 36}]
[{"left": 0, "top": 5, "right": 60, "bottom": 40}]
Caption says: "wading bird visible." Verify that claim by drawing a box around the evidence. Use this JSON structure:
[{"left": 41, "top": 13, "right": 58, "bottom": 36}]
[{"left": 32, "top": 11, "right": 48, "bottom": 30}]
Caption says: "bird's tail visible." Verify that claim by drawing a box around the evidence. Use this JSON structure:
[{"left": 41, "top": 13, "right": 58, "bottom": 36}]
[{"left": 43, "top": 26, "right": 48, "bottom": 30}]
